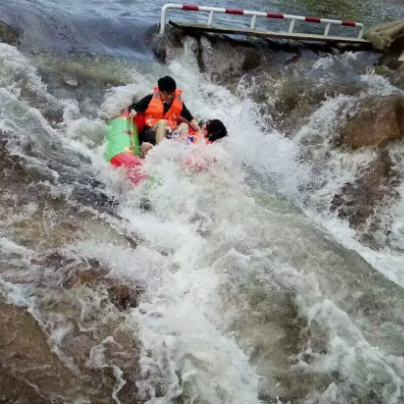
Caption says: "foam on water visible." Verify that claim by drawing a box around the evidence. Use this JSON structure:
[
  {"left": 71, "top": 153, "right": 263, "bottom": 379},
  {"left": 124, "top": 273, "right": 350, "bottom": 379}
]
[
  {"left": 87, "top": 137, "right": 265, "bottom": 401},
  {"left": 86, "top": 43, "right": 404, "bottom": 403}
]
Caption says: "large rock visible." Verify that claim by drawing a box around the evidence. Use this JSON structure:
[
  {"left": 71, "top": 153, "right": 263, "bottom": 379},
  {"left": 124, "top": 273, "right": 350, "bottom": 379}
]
[
  {"left": 52, "top": 251, "right": 143, "bottom": 311},
  {"left": 0, "top": 298, "right": 84, "bottom": 401},
  {"left": 0, "top": 19, "right": 21, "bottom": 45},
  {"left": 364, "top": 17, "right": 404, "bottom": 52},
  {"left": 331, "top": 150, "right": 400, "bottom": 249},
  {"left": 337, "top": 94, "right": 404, "bottom": 150}
]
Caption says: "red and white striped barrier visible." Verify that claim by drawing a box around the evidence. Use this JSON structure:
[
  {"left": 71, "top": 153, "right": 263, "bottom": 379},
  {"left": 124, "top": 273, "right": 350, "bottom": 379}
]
[{"left": 159, "top": 3, "right": 364, "bottom": 39}]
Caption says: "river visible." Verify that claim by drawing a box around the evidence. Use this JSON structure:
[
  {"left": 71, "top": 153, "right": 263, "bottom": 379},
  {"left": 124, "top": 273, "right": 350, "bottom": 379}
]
[{"left": 1, "top": 0, "right": 404, "bottom": 403}]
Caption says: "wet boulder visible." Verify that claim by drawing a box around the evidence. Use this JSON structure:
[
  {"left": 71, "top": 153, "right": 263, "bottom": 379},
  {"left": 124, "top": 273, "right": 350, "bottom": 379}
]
[
  {"left": 364, "top": 17, "right": 404, "bottom": 53},
  {"left": 48, "top": 251, "right": 142, "bottom": 311},
  {"left": 337, "top": 94, "right": 404, "bottom": 150},
  {"left": 0, "top": 298, "right": 84, "bottom": 402},
  {"left": 385, "top": 63, "right": 404, "bottom": 91},
  {"left": 148, "top": 24, "right": 185, "bottom": 64},
  {"left": 107, "top": 284, "right": 142, "bottom": 311},
  {"left": 196, "top": 34, "right": 262, "bottom": 84},
  {"left": 0, "top": 19, "right": 21, "bottom": 46},
  {"left": 331, "top": 150, "right": 400, "bottom": 249}
]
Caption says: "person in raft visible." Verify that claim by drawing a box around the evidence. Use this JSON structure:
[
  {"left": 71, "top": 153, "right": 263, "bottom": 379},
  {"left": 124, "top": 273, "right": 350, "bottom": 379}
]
[
  {"left": 128, "top": 75, "right": 200, "bottom": 157},
  {"left": 191, "top": 118, "right": 228, "bottom": 144},
  {"left": 139, "top": 118, "right": 228, "bottom": 158}
]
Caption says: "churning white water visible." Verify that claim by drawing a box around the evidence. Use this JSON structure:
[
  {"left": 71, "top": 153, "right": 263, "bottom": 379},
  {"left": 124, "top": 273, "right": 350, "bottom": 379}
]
[{"left": 2, "top": 33, "right": 404, "bottom": 404}]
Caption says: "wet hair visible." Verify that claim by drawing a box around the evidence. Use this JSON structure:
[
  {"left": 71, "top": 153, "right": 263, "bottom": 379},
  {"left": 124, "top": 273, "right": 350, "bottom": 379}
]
[
  {"left": 158, "top": 76, "right": 177, "bottom": 92},
  {"left": 205, "top": 119, "right": 228, "bottom": 143}
]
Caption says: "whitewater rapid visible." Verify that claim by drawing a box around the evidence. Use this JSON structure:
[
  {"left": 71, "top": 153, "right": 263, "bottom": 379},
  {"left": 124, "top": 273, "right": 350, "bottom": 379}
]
[{"left": 1, "top": 25, "right": 404, "bottom": 404}]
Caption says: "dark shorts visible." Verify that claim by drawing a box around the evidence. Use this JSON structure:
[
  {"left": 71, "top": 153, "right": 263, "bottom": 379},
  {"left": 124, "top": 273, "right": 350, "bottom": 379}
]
[
  {"left": 139, "top": 127, "right": 157, "bottom": 146},
  {"left": 139, "top": 127, "right": 173, "bottom": 146}
]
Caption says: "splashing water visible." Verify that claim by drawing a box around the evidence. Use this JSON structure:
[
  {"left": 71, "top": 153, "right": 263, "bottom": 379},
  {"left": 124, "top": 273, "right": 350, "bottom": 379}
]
[{"left": 2, "top": 27, "right": 404, "bottom": 404}]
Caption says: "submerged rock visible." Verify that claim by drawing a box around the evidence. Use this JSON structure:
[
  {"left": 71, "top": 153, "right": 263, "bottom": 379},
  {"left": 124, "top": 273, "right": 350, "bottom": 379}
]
[
  {"left": 107, "top": 284, "right": 143, "bottom": 311},
  {"left": 63, "top": 74, "right": 79, "bottom": 87},
  {"left": 331, "top": 150, "right": 400, "bottom": 249},
  {"left": 51, "top": 251, "right": 143, "bottom": 311},
  {"left": 0, "top": 298, "right": 84, "bottom": 402},
  {"left": 0, "top": 19, "right": 21, "bottom": 46},
  {"left": 337, "top": 94, "right": 404, "bottom": 149}
]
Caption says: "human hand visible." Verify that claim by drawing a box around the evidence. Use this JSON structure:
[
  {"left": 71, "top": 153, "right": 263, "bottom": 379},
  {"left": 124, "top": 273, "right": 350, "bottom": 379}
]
[
  {"left": 189, "top": 118, "right": 200, "bottom": 132},
  {"left": 129, "top": 110, "right": 137, "bottom": 119},
  {"left": 140, "top": 142, "right": 153, "bottom": 158}
]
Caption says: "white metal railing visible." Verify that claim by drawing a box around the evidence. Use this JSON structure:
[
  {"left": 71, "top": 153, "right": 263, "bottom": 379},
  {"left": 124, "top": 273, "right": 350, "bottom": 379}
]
[{"left": 159, "top": 3, "right": 365, "bottom": 39}]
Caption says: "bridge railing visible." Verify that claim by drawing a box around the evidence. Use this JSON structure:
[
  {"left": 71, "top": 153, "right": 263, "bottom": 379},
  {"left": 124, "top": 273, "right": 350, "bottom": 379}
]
[{"left": 159, "top": 3, "right": 365, "bottom": 39}]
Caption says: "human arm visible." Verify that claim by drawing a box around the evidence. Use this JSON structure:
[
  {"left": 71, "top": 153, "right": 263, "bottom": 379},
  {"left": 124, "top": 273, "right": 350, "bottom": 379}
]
[
  {"left": 181, "top": 103, "right": 200, "bottom": 131},
  {"left": 128, "top": 94, "right": 153, "bottom": 117}
]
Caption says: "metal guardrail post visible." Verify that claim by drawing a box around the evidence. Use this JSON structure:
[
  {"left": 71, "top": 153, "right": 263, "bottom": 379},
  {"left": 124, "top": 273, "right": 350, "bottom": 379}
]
[
  {"left": 250, "top": 15, "right": 257, "bottom": 30},
  {"left": 208, "top": 10, "right": 214, "bottom": 26},
  {"left": 288, "top": 19, "right": 296, "bottom": 33}
]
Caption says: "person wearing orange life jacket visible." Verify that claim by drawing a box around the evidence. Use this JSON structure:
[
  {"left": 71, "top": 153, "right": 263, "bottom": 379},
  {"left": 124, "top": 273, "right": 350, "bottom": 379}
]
[
  {"left": 182, "top": 119, "right": 229, "bottom": 172},
  {"left": 140, "top": 118, "right": 229, "bottom": 158},
  {"left": 186, "top": 119, "right": 228, "bottom": 144},
  {"left": 128, "top": 76, "right": 199, "bottom": 157}
]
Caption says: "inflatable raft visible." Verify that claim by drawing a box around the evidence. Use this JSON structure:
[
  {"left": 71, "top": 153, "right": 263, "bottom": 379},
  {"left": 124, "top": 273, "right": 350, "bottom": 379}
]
[
  {"left": 105, "top": 111, "right": 207, "bottom": 184},
  {"left": 105, "top": 110, "right": 147, "bottom": 184}
]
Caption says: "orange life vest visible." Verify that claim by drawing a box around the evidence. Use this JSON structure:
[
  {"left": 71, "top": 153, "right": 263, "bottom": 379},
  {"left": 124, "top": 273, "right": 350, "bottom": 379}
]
[
  {"left": 145, "top": 87, "right": 183, "bottom": 130},
  {"left": 187, "top": 130, "right": 211, "bottom": 145},
  {"left": 188, "top": 135, "right": 211, "bottom": 144}
]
